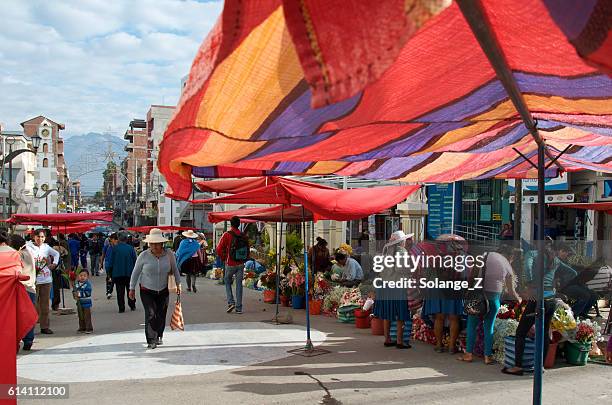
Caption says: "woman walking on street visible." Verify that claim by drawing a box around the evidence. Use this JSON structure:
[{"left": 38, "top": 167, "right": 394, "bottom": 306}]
[
  {"left": 176, "top": 230, "right": 201, "bottom": 293},
  {"left": 129, "top": 228, "right": 181, "bottom": 349}
]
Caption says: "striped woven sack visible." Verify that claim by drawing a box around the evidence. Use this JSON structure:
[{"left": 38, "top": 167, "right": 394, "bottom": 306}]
[{"left": 170, "top": 295, "right": 184, "bottom": 331}]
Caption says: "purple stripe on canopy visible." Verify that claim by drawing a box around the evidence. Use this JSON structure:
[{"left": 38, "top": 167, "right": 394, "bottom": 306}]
[
  {"left": 563, "top": 145, "right": 612, "bottom": 161},
  {"left": 417, "top": 73, "right": 612, "bottom": 124},
  {"left": 515, "top": 72, "right": 612, "bottom": 98},
  {"left": 275, "top": 161, "right": 312, "bottom": 172},
  {"left": 248, "top": 132, "right": 333, "bottom": 159},
  {"left": 192, "top": 166, "right": 216, "bottom": 178},
  {"left": 257, "top": 90, "right": 360, "bottom": 141},
  {"left": 345, "top": 121, "right": 466, "bottom": 161},
  {"left": 361, "top": 154, "right": 434, "bottom": 179},
  {"left": 543, "top": 0, "right": 598, "bottom": 39}
]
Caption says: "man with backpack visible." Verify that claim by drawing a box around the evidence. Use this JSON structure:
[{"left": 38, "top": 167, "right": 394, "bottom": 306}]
[{"left": 216, "top": 216, "right": 249, "bottom": 314}]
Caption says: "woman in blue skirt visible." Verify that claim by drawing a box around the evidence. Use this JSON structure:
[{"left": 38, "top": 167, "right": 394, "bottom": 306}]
[
  {"left": 420, "top": 237, "right": 466, "bottom": 354},
  {"left": 373, "top": 230, "right": 413, "bottom": 349}
]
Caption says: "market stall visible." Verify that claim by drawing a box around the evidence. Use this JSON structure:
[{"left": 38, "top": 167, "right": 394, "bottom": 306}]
[{"left": 158, "top": 1, "right": 611, "bottom": 402}]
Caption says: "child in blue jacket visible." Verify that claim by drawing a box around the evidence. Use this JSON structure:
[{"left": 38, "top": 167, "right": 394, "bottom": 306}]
[{"left": 74, "top": 270, "right": 93, "bottom": 333}]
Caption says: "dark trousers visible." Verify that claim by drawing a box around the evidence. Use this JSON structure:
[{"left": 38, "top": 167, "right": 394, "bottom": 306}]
[
  {"left": 105, "top": 267, "right": 114, "bottom": 295},
  {"left": 23, "top": 291, "right": 36, "bottom": 345},
  {"left": 78, "top": 306, "right": 93, "bottom": 331},
  {"left": 186, "top": 273, "right": 196, "bottom": 290},
  {"left": 52, "top": 269, "right": 62, "bottom": 310},
  {"left": 140, "top": 287, "right": 170, "bottom": 344},
  {"left": 114, "top": 277, "right": 136, "bottom": 311},
  {"left": 514, "top": 299, "right": 557, "bottom": 368}
]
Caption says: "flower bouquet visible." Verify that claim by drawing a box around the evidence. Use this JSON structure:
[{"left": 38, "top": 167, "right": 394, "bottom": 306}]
[
  {"left": 492, "top": 318, "right": 519, "bottom": 363},
  {"left": 497, "top": 304, "right": 516, "bottom": 320},
  {"left": 570, "top": 319, "right": 602, "bottom": 344},
  {"left": 566, "top": 318, "right": 602, "bottom": 366},
  {"left": 551, "top": 306, "right": 577, "bottom": 340},
  {"left": 259, "top": 271, "right": 278, "bottom": 291},
  {"left": 312, "top": 273, "right": 331, "bottom": 300},
  {"left": 339, "top": 288, "right": 363, "bottom": 308},
  {"left": 322, "top": 286, "right": 350, "bottom": 316},
  {"left": 338, "top": 243, "right": 353, "bottom": 256},
  {"left": 287, "top": 269, "right": 305, "bottom": 297},
  {"left": 242, "top": 277, "right": 256, "bottom": 289}
]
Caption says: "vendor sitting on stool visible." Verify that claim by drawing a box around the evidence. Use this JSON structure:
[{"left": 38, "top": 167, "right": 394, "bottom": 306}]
[{"left": 334, "top": 250, "right": 363, "bottom": 287}]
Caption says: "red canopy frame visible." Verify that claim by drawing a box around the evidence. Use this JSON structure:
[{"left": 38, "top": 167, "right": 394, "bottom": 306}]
[
  {"left": 208, "top": 205, "right": 314, "bottom": 223},
  {"left": 7, "top": 211, "right": 114, "bottom": 225},
  {"left": 549, "top": 202, "right": 612, "bottom": 214}
]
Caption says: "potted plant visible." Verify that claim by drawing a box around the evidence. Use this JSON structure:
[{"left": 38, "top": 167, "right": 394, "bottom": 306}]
[
  {"left": 259, "top": 271, "right": 278, "bottom": 303},
  {"left": 309, "top": 274, "right": 330, "bottom": 315},
  {"left": 287, "top": 268, "right": 305, "bottom": 309},
  {"left": 566, "top": 319, "right": 602, "bottom": 366},
  {"left": 278, "top": 277, "right": 291, "bottom": 306}
]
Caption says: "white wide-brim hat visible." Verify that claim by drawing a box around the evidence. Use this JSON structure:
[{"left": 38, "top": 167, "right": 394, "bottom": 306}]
[
  {"left": 382, "top": 230, "right": 414, "bottom": 252},
  {"left": 143, "top": 228, "right": 169, "bottom": 244},
  {"left": 182, "top": 230, "right": 199, "bottom": 239}
]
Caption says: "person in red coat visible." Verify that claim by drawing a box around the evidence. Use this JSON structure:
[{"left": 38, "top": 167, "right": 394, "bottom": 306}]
[{"left": 216, "top": 217, "right": 249, "bottom": 314}]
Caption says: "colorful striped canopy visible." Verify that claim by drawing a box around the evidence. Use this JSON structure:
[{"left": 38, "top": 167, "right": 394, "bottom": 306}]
[{"left": 159, "top": 0, "right": 612, "bottom": 200}]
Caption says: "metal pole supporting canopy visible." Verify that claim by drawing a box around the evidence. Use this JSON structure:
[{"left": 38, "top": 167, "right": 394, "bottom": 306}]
[{"left": 456, "top": 1, "right": 554, "bottom": 403}]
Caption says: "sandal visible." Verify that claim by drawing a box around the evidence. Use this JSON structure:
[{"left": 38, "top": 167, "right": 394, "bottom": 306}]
[
  {"left": 457, "top": 355, "right": 473, "bottom": 363},
  {"left": 501, "top": 367, "right": 524, "bottom": 376},
  {"left": 396, "top": 344, "right": 412, "bottom": 349},
  {"left": 384, "top": 341, "right": 395, "bottom": 347},
  {"left": 484, "top": 357, "right": 498, "bottom": 365}
]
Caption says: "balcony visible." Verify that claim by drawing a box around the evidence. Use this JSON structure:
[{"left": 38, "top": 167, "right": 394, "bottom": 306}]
[
  {"left": 124, "top": 131, "right": 133, "bottom": 141},
  {"left": 124, "top": 143, "right": 134, "bottom": 152}
]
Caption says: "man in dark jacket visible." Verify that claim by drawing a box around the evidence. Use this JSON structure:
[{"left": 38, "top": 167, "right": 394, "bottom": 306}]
[{"left": 108, "top": 233, "right": 137, "bottom": 312}]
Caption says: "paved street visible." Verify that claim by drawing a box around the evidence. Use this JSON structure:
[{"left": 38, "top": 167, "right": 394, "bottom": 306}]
[{"left": 17, "top": 275, "right": 611, "bottom": 405}]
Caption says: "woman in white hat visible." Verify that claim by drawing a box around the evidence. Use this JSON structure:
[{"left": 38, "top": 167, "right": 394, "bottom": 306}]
[
  {"left": 129, "top": 228, "right": 181, "bottom": 349},
  {"left": 176, "top": 230, "right": 202, "bottom": 292},
  {"left": 372, "top": 230, "right": 414, "bottom": 349}
]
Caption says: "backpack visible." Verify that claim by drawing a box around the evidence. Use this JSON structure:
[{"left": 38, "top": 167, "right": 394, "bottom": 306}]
[{"left": 228, "top": 231, "right": 249, "bottom": 262}]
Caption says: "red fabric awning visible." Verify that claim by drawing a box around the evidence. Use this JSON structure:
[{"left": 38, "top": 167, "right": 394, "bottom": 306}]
[
  {"left": 195, "top": 176, "right": 336, "bottom": 195},
  {"left": 196, "top": 177, "right": 280, "bottom": 193},
  {"left": 550, "top": 202, "right": 612, "bottom": 214},
  {"left": 0, "top": 250, "right": 38, "bottom": 397},
  {"left": 208, "top": 205, "right": 314, "bottom": 223},
  {"left": 198, "top": 183, "right": 421, "bottom": 221},
  {"left": 7, "top": 211, "right": 113, "bottom": 225},
  {"left": 48, "top": 223, "right": 100, "bottom": 235}
]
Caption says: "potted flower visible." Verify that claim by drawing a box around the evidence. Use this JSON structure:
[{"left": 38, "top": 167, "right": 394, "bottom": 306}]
[
  {"left": 566, "top": 319, "right": 602, "bottom": 366},
  {"left": 259, "top": 271, "right": 278, "bottom": 303},
  {"left": 287, "top": 269, "right": 305, "bottom": 309},
  {"left": 278, "top": 277, "right": 291, "bottom": 306},
  {"left": 309, "top": 274, "right": 330, "bottom": 315}
]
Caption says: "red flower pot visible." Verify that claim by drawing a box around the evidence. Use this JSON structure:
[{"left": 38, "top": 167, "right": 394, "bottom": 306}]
[
  {"left": 280, "top": 295, "right": 290, "bottom": 307},
  {"left": 371, "top": 317, "right": 384, "bottom": 335},
  {"left": 263, "top": 289, "right": 277, "bottom": 304},
  {"left": 309, "top": 299, "right": 322, "bottom": 315},
  {"left": 354, "top": 309, "right": 371, "bottom": 329}
]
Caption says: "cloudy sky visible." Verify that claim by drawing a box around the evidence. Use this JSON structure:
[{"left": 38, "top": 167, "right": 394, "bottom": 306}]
[{"left": 0, "top": 0, "right": 222, "bottom": 138}]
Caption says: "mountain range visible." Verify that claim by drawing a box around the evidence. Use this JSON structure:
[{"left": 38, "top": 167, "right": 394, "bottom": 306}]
[{"left": 63, "top": 132, "right": 127, "bottom": 196}]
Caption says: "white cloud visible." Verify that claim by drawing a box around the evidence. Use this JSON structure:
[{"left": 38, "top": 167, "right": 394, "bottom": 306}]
[{"left": 0, "top": 0, "right": 223, "bottom": 137}]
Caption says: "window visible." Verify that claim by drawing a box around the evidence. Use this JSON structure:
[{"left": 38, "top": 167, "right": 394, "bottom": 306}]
[
  {"left": 42, "top": 143, "right": 48, "bottom": 153},
  {"left": 42, "top": 158, "right": 48, "bottom": 168}
]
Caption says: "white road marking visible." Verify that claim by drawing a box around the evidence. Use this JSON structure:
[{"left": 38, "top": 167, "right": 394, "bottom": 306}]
[{"left": 18, "top": 322, "right": 326, "bottom": 382}]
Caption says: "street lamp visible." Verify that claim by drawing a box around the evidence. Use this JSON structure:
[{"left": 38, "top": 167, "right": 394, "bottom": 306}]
[
  {"left": 1, "top": 133, "right": 41, "bottom": 219},
  {"left": 32, "top": 182, "right": 63, "bottom": 214}
]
